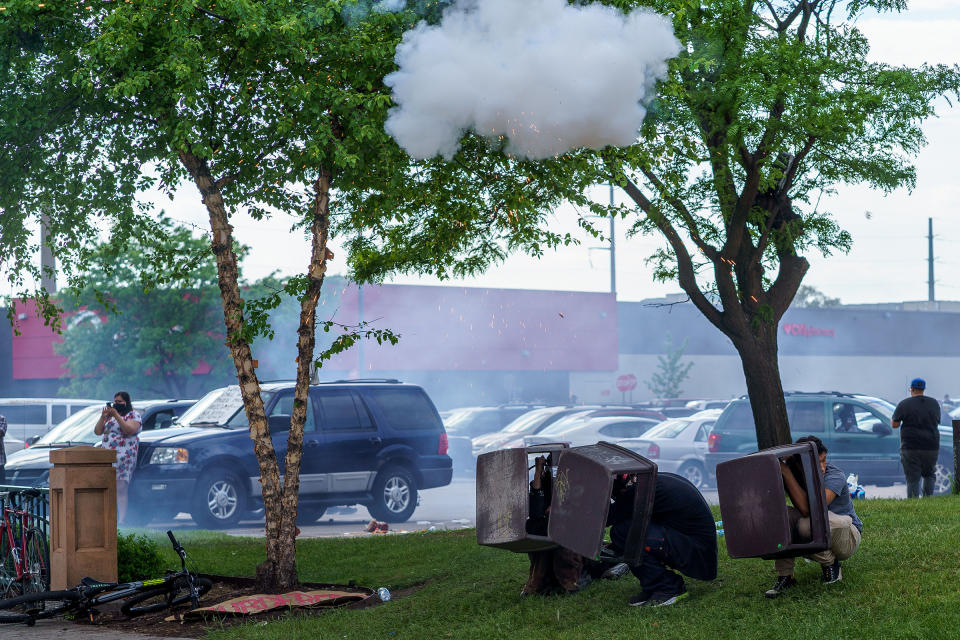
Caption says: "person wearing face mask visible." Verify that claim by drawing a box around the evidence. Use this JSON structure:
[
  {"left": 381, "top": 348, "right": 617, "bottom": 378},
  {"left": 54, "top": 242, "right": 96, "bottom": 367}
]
[{"left": 94, "top": 391, "right": 142, "bottom": 524}]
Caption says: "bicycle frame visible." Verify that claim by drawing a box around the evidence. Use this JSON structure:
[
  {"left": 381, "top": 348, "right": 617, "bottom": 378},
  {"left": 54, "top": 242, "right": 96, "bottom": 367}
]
[
  {"left": 73, "top": 531, "right": 202, "bottom": 610},
  {"left": 0, "top": 529, "right": 208, "bottom": 625},
  {"left": 0, "top": 493, "right": 48, "bottom": 595}
]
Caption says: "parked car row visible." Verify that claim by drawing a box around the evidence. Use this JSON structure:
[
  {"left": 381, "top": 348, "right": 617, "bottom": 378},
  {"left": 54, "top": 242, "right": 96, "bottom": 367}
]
[
  {"left": 457, "top": 389, "right": 958, "bottom": 495},
  {"left": 0, "top": 398, "right": 103, "bottom": 443},
  {"left": 3, "top": 380, "right": 454, "bottom": 528},
  {"left": 453, "top": 402, "right": 726, "bottom": 483},
  {"left": 4, "top": 400, "right": 195, "bottom": 487},
  {"left": 705, "top": 391, "right": 956, "bottom": 494}
]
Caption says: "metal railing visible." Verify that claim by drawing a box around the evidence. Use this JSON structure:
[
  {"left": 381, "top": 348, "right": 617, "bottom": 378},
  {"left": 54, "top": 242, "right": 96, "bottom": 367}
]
[{"left": 0, "top": 485, "right": 51, "bottom": 543}]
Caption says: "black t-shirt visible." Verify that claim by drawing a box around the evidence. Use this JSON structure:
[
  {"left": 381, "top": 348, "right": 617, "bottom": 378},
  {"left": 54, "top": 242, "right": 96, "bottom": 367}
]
[
  {"left": 892, "top": 395, "right": 941, "bottom": 450},
  {"left": 609, "top": 472, "right": 718, "bottom": 581}
]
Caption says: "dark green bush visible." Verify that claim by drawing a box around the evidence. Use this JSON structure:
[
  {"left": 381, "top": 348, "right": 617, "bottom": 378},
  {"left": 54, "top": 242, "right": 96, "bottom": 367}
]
[{"left": 117, "top": 532, "right": 167, "bottom": 583}]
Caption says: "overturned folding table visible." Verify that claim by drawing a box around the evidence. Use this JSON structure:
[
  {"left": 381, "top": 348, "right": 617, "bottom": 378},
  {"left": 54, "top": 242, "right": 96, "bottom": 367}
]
[
  {"left": 716, "top": 441, "right": 831, "bottom": 559},
  {"left": 476, "top": 442, "right": 657, "bottom": 563}
]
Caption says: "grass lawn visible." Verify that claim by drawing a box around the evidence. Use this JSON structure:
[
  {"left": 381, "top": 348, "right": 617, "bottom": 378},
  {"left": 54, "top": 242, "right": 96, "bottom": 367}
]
[{"left": 152, "top": 496, "right": 960, "bottom": 639}]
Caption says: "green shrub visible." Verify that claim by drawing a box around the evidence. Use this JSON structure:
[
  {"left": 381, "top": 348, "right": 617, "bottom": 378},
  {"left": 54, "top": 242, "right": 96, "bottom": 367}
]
[{"left": 117, "top": 532, "right": 167, "bottom": 583}]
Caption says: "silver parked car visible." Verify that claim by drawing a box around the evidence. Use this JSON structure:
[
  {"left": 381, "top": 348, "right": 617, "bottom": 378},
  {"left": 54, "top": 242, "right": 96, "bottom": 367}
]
[
  {"left": 616, "top": 409, "right": 722, "bottom": 489},
  {"left": 525, "top": 415, "right": 661, "bottom": 449}
]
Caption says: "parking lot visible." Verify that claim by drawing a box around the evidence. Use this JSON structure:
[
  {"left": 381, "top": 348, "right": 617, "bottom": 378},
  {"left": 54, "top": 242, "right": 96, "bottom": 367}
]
[{"left": 139, "top": 476, "right": 909, "bottom": 539}]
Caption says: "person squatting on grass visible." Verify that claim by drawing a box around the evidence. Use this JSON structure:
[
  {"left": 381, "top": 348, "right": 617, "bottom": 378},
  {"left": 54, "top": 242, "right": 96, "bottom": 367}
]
[
  {"left": 520, "top": 455, "right": 629, "bottom": 596},
  {"left": 607, "top": 472, "right": 718, "bottom": 607},
  {"left": 765, "top": 435, "right": 862, "bottom": 598}
]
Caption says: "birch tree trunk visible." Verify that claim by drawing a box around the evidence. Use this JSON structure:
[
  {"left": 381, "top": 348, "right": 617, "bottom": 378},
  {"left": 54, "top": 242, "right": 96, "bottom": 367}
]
[{"left": 178, "top": 149, "right": 332, "bottom": 590}]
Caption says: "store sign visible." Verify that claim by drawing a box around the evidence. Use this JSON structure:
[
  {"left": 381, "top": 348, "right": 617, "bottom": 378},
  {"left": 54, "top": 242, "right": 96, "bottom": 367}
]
[{"left": 781, "top": 323, "right": 835, "bottom": 338}]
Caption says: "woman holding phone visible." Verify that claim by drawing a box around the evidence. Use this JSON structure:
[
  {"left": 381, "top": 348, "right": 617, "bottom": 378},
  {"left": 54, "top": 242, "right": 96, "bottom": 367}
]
[{"left": 94, "top": 391, "right": 142, "bottom": 524}]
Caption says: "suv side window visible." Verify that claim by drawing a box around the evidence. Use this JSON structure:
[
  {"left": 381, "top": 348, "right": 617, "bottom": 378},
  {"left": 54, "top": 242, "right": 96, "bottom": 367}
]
[
  {"left": 720, "top": 402, "right": 756, "bottom": 431},
  {"left": 832, "top": 402, "right": 888, "bottom": 434},
  {"left": 268, "top": 394, "right": 317, "bottom": 433},
  {"left": 367, "top": 388, "right": 442, "bottom": 431},
  {"left": 318, "top": 391, "right": 373, "bottom": 432},
  {"left": 787, "top": 401, "right": 825, "bottom": 433}
]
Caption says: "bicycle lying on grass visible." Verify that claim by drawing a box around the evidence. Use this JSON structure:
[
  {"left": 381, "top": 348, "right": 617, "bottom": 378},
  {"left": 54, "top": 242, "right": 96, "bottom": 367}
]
[{"left": 0, "top": 530, "right": 213, "bottom": 625}]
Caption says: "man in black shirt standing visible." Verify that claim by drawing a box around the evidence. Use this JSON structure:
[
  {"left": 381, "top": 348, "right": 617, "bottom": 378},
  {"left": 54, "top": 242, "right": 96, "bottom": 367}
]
[{"left": 892, "top": 378, "right": 941, "bottom": 498}]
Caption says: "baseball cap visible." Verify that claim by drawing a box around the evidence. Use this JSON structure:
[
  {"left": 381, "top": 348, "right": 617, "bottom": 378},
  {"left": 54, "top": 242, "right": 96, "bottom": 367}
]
[{"left": 910, "top": 378, "right": 926, "bottom": 390}]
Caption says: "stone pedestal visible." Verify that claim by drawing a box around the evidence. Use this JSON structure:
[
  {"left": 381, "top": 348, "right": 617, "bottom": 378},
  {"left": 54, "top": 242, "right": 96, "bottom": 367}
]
[{"left": 49, "top": 446, "right": 117, "bottom": 589}]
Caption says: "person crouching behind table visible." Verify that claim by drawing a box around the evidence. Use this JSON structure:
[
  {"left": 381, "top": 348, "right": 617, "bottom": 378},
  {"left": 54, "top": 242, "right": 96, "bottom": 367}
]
[
  {"left": 94, "top": 391, "right": 142, "bottom": 525},
  {"left": 765, "top": 435, "right": 862, "bottom": 598},
  {"left": 606, "top": 471, "right": 718, "bottom": 607},
  {"left": 520, "top": 455, "right": 630, "bottom": 596}
]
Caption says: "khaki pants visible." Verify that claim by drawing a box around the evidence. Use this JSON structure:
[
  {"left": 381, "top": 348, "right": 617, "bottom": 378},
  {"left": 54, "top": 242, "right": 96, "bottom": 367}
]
[{"left": 775, "top": 511, "right": 861, "bottom": 576}]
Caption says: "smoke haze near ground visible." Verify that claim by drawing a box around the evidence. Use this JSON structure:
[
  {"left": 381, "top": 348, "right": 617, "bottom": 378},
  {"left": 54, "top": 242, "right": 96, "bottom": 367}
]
[{"left": 384, "top": 0, "right": 681, "bottom": 160}]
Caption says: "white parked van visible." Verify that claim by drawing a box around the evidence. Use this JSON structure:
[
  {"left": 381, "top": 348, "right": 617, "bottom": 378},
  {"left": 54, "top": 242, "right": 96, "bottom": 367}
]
[{"left": 0, "top": 398, "right": 101, "bottom": 442}]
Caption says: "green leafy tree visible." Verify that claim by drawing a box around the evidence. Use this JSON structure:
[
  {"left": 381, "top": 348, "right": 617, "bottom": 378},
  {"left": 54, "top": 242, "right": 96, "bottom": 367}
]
[
  {"left": 342, "top": 0, "right": 956, "bottom": 451},
  {"left": 646, "top": 333, "right": 694, "bottom": 399},
  {"left": 10, "top": 0, "right": 958, "bottom": 587},
  {"left": 1, "top": 1, "right": 572, "bottom": 589},
  {"left": 792, "top": 284, "right": 841, "bottom": 308},
  {"left": 54, "top": 219, "right": 236, "bottom": 399},
  {"left": 592, "top": 0, "right": 960, "bottom": 449}
]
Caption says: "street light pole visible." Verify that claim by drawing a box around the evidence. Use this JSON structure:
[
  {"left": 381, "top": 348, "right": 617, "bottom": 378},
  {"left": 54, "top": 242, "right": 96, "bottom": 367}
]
[
  {"left": 609, "top": 183, "right": 616, "bottom": 297},
  {"left": 928, "top": 217, "right": 935, "bottom": 303}
]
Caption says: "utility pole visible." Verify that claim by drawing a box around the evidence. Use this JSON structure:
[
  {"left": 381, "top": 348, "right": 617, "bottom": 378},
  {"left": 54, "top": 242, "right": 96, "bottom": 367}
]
[
  {"left": 357, "top": 284, "right": 365, "bottom": 376},
  {"left": 609, "top": 183, "right": 616, "bottom": 297},
  {"left": 928, "top": 217, "right": 935, "bottom": 303}
]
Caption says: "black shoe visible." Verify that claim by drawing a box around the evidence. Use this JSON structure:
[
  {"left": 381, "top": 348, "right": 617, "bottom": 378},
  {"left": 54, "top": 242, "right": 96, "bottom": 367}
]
[
  {"left": 821, "top": 561, "right": 842, "bottom": 584},
  {"left": 764, "top": 575, "right": 797, "bottom": 598},
  {"left": 601, "top": 562, "right": 630, "bottom": 580},
  {"left": 642, "top": 590, "right": 689, "bottom": 607},
  {"left": 628, "top": 590, "right": 654, "bottom": 607},
  {"left": 565, "top": 571, "right": 593, "bottom": 595}
]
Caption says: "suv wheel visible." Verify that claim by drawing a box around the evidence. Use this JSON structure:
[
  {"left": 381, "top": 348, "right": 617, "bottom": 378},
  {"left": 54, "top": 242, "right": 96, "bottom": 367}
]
[
  {"left": 368, "top": 466, "right": 418, "bottom": 523},
  {"left": 934, "top": 457, "right": 953, "bottom": 495},
  {"left": 192, "top": 470, "right": 245, "bottom": 529},
  {"left": 678, "top": 461, "right": 705, "bottom": 489}
]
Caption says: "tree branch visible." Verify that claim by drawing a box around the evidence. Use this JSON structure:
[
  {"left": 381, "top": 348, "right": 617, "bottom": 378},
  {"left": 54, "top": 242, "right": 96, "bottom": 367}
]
[
  {"left": 618, "top": 174, "right": 725, "bottom": 330},
  {"left": 636, "top": 165, "right": 720, "bottom": 261},
  {"left": 195, "top": 6, "right": 234, "bottom": 24}
]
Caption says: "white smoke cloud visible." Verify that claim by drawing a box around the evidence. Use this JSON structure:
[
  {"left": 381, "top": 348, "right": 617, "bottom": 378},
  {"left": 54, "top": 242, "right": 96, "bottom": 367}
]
[{"left": 384, "top": 0, "right": 682, "bottom": 160}]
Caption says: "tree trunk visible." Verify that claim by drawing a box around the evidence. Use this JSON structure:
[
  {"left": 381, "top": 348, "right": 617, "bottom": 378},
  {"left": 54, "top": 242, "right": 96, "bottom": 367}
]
[
  {"left": 257, "top": 169, "right": 333, "bottom": 591},
  {"left": 177, "top": 148, "right": 286, "bottom": 589},
  {"left": 730, "top": 327, "right": 792, "bottom": 451}
]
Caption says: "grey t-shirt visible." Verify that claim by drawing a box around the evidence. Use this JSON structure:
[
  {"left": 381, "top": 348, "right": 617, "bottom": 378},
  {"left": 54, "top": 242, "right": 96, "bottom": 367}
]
[{"left": 824, "top": 462, "right": 862, "bottom": 533}]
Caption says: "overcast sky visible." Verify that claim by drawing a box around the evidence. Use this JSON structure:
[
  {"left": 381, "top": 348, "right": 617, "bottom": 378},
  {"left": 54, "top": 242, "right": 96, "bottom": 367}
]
[{"left": 10, "top": 1, "right": 960, "bottom": 305}]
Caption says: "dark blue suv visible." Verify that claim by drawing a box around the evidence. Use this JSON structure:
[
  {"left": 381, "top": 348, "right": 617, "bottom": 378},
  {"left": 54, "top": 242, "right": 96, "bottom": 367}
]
[{"left": 130, "top": 380, "right": 452, "bottom": 528}]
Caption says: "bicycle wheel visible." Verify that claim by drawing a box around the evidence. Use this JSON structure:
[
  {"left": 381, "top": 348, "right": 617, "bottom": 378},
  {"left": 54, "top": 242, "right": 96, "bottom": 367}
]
[
  {"left": 120, "top": 576, "right": 213, "bottom": 617},
  {"left": 0, "top": 530, "right": 19, "bottom": 600},
  {"left": 22, "top": 529, "right": 49, "bottom": 594},
  {"left": 0, "top": 589, "right": 81, "bottom": 624}
]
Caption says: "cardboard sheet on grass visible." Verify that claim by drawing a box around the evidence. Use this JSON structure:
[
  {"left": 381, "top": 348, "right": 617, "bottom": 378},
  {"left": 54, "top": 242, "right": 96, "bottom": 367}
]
[{"left": 182, "top": 575, "right": 373, "bottom": 620}]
